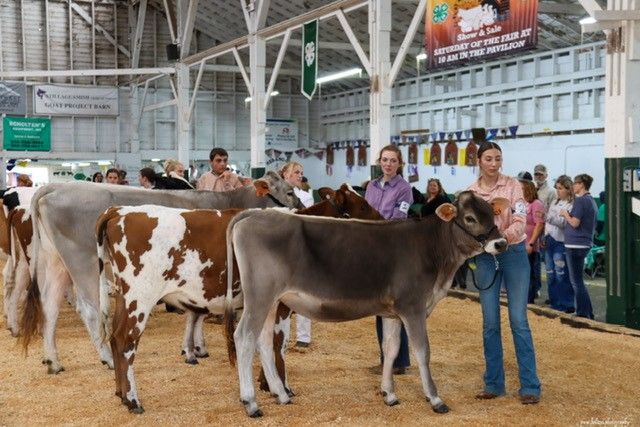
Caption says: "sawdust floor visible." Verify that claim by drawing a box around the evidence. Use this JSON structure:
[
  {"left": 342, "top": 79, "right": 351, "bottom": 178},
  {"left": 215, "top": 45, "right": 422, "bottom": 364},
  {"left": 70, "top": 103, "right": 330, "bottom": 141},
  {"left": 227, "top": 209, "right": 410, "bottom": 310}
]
[{"left": 1, "top": 292, "right": 639, "bottom": 426}]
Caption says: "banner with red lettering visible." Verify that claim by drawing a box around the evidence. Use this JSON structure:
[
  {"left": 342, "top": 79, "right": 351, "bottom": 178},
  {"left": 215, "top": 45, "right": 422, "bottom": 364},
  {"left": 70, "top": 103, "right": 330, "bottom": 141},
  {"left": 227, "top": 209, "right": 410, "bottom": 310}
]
[{"left": 425, "top": 0, "right": 538, "bottom": 70}]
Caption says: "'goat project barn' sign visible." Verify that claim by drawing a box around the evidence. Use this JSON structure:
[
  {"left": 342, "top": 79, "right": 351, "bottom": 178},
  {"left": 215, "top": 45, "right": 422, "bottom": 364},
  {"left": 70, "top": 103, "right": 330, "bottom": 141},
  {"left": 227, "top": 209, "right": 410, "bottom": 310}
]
[
  {"left": 425, "top": 0, "right": 538, "bottom": 70},
  {"left": 33, "top": 85, "right": 119, "bottom": 116}
]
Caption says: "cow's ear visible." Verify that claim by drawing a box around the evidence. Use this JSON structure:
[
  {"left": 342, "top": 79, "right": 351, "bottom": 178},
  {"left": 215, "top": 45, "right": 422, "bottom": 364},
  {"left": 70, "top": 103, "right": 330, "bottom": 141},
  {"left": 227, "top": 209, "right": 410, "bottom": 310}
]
[
  {"left": 318, "top": 187, "right": 335, "bottom": 200},
  {"left": 490, "top": 197, "right": 510, "bottom": 216},
  {"left": 435, "top": 203, "right": 457, "bottom": 222},
  {"left": 253, "top": 180, "right": 270, "bottom": 197},
  {"left": 339, "top": 183, "right": 351, "bottom": 196}
]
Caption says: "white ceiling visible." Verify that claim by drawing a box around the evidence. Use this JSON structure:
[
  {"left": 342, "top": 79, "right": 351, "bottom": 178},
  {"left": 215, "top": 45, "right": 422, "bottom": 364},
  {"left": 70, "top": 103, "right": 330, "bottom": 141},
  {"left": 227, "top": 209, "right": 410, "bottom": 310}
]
[{"left": 147, "top": 0, "right": 606, "bottom": 93}]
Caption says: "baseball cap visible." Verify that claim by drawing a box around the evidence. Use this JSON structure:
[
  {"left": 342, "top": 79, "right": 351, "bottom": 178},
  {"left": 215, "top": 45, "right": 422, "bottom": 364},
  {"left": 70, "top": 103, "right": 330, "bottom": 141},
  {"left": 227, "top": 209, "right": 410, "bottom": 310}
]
[{"left": 517, "top": 171, "right": 533, "bottom": 181}]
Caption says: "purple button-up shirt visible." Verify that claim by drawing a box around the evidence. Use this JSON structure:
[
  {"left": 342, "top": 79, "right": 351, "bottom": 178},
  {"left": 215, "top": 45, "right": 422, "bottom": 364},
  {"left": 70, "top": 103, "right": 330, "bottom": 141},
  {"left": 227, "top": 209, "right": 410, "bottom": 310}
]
[{"left": 365, "top": 175, "right": 413, "bottom": 220}]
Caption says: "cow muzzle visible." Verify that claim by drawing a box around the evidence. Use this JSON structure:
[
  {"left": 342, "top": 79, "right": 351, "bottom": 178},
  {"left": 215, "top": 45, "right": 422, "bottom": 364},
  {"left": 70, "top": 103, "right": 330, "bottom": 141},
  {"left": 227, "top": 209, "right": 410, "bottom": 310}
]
[{"left": 484, "top": 238, "right": 508, "bottom": 255}]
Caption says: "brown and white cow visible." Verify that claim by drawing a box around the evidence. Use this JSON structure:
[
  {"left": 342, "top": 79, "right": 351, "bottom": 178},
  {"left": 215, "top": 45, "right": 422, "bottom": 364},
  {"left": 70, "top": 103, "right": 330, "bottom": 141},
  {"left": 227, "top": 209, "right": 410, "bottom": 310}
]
[
  {"left": 182, "top": 184, "right": 382, "bottom": 366},
  {"left": 96, "top": 185, "right": 382, "bottom": 413},
  {"left": 4, "top": 207, "right": 33, "bottom": 336},
  {"left": 225, "top": 191, "right": 509, "bottom": 417},
  {"left": 20, "top": 174, "right": 300, "bottom": 375},
  {"left": 1, "top": 188, "right": 36, "bottom": 336}
]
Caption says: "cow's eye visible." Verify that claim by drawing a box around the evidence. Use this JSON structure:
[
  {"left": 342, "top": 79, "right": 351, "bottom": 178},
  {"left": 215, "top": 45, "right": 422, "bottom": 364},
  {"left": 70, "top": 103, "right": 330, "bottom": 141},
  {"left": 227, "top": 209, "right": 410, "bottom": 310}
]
[{"left": 465, "top": 215, "right": 477, "bottom": 224}]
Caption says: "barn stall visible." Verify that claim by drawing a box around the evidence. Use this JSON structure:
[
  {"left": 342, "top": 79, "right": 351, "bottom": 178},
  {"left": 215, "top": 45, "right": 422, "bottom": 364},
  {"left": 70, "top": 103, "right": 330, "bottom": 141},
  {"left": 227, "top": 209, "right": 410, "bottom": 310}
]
[{"left": 1, "top": 282, "right": 638, "bottom": 426}]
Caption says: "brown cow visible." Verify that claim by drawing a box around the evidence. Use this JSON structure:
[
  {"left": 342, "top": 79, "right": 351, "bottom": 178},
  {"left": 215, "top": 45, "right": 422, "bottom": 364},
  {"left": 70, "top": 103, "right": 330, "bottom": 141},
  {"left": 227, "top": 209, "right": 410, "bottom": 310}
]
[
  {"left": 225, "top": 192, "right": 509, "bottom": 417},
  {"left": 96, "top": 184, "right": 381, "bottom": 413}
]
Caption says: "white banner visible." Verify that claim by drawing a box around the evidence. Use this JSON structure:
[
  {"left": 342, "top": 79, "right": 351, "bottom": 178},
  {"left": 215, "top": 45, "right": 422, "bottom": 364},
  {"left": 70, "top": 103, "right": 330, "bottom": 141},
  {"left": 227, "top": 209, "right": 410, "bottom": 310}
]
[
  {"left": 266, "top": 119, "right": 298, "bottom": 151},
  {"left": 33, "top": 84, "right": 119, "bottom": 116}
]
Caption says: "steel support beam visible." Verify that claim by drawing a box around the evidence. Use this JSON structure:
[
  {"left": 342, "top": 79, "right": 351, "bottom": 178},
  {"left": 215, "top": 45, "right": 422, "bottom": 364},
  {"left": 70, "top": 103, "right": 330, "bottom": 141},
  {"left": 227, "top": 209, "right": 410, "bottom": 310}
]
[
  {"left": 70, "top": 1, "right": 131, "bottom": 57},
  {"left": 368, "top": 0, "right": 392, "bottom": 169},
  {"left": 388, "top": 0, "right": 426, "bottom": 87},
  {"left": 183, "top": 0, "right": 367, "bottom": 67},
  {"left": 131, "top": 0, "right": 148, "bottom": 68},
  {"left": 179, "top": 0, "right": 199, "bottom": 58},
  {"left": 264, "top": 29, "right": 291, "bottom": 110},
  {"left": 0, "top": 67, "right": 175, "bottom": 79},
  {"left": 176, "top": 62, "right": 191, "bottom": 166}
]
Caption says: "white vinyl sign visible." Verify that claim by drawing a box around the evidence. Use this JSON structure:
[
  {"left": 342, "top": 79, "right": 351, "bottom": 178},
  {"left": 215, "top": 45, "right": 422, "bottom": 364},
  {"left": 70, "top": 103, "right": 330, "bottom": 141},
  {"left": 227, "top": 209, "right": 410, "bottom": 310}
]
[
  {"left": 265, "top": 119, "right": 298, "bottom": 151},
  {"left": 33, "top": 85, "right": 119, "bottom": 116}
]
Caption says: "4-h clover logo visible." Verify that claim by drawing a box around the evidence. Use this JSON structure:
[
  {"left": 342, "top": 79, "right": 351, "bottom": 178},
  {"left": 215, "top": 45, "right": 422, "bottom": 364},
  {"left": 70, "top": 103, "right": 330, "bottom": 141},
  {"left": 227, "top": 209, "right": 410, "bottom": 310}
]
[
  {"left": 432, "top": 3, "right": 449, "bottom": 24},
  {"left": 305, "top": 41, "right": 315, "bottom": 67}
]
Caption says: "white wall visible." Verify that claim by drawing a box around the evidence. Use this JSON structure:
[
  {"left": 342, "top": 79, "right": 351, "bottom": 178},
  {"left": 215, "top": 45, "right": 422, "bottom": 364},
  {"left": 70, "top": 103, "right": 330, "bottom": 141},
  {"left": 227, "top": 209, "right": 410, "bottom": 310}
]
[{"left": 295, "top": 133, "right": 605, "bottom": 196}]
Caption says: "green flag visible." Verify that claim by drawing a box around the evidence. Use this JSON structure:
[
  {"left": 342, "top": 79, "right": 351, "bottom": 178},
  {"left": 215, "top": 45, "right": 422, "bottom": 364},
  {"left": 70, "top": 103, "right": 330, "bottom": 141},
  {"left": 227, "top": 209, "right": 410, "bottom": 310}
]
[{"left": 301, "top": 20, "right": 318, "bottom": 100}]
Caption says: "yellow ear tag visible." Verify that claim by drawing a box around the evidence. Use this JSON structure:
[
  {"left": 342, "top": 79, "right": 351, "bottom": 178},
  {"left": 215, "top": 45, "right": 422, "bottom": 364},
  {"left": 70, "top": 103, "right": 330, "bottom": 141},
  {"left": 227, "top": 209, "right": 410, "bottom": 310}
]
[{"left": 469, "top": 261, "right": 477, "bottom": 270}]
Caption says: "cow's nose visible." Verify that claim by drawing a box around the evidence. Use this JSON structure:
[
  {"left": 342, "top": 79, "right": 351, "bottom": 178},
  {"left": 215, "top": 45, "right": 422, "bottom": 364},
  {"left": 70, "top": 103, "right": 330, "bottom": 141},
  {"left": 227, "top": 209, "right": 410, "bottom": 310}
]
[{"left": 495, "top": 239, "right": 508, "bottom": 253}]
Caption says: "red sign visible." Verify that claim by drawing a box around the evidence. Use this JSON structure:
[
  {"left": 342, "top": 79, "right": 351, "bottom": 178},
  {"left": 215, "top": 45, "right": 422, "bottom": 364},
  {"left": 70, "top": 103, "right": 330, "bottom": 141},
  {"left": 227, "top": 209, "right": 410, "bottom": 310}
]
[{"left": 425, "top": 0, "right": 538, "bottom": 70}]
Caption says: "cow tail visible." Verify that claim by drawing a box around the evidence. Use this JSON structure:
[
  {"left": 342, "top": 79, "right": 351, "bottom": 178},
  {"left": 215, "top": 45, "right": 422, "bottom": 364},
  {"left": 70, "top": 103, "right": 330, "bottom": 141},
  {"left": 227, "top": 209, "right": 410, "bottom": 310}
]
[
  {"left": 19, "top": 186, "right": 51, "bottom": 354},
  {"left": 224, "top": 213, "right": 238, "bottom": 366},
  {"left": 95, "top": 207, "right": 120, "bottom": 343}
]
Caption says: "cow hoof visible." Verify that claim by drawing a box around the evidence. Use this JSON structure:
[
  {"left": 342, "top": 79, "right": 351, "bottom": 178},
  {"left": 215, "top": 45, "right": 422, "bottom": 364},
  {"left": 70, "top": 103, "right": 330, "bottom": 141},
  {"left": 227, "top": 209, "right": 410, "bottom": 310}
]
[
  {"left": 47, "top": 365, "right": 64, "bottom": 375},
  {"left": 432, "top": 402, "right": 450, "bottom": 414},
  {"left": 249, "top": 409, "right": 263, "bottom": 418},
  {"left": 195, "top": 351, "right": 209, "bottom": 358},
  {"left": 285, "top": 387, "right": 295, "bottom": 398},
  {"left": 382, "top": 391, "right": 400, "bottom": 406},
  {"left": 185, "top": 357, "right": 199, "bottom": 365},
  {"left": 101, "top": 360, "right": 114, "bottom": 370},
  {"left": 129, "top": 406, "right": 145, "bottom": 414}
]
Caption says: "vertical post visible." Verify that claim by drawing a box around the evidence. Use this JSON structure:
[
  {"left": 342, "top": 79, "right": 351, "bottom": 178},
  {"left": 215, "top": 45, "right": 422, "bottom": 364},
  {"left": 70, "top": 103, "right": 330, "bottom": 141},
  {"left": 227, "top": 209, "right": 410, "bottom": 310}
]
[
  {"left": 605, "top": 158, "right": 640, "bottom": 328},
  {"left": 368, "top": 0, "right": 391, "bottom": 179},
  {"left": 603, "top": 1, "right": 640, "bottom": 329},
  {"left": 249, "top": 33, "right": 266, "bottom": 178},
  {"left": 176, "top": 63, "right": 191, "bottom": 165}
]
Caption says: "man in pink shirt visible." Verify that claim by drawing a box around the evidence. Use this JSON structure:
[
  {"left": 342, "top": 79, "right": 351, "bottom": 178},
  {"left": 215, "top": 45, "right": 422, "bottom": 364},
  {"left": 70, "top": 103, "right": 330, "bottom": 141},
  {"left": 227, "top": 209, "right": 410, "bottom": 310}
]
[{"left": 197, "top": 148, "right": 246, "bottom": 192}]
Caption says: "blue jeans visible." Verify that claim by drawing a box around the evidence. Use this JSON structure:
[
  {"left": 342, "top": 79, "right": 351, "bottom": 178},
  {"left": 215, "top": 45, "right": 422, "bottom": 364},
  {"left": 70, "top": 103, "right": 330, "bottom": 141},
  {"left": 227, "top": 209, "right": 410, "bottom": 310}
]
[
  {"left": 565, "top": 247, "right": 594, "bottom": 319},
  {"left": 475, "top": 242, "right": 541, "bottom": 397},
  {"left": 544, "top": 235, "right": 575, "bottom": 311},
  {"left": 376, "top": 316, "right": 410, "bottom": 368},
  {"left": 527, "top": 251, "right": 541, "bottom": 304}
]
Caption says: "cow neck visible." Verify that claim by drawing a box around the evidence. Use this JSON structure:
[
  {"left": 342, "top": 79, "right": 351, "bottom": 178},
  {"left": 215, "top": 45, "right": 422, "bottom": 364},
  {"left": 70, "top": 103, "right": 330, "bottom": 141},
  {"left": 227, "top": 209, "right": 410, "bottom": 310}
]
[{"left": 415, "top": 216, "right": 466, "bottom": 276}]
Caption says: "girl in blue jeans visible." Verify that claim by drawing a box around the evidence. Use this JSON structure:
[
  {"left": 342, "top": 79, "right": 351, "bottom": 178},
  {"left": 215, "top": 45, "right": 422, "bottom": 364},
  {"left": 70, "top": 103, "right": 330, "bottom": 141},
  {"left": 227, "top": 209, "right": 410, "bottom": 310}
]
[{"left": 468, "top": 141, "right": 541, "bottom": 404}]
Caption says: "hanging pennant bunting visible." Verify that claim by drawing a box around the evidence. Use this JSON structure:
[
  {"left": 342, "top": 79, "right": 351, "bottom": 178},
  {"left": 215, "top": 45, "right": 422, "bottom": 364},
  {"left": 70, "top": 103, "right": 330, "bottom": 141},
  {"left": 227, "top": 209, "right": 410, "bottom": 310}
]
[
  {"left": 465, "top": 140, "right": 478, "bottom": 167},
  {"left": 314, "top": 150, "right": 324, "bottom": 161},
  {"left": 326, "top": 145, "right": 334, "bottom": 176},
  {"left": 438, "top": 132, "right": 446, "bottom": 141},
  {"left": 301, "top": 20, "right": 319, "bottom": 100},
  {"left": 346, "top": 143, "right": 355, "bottom": 177},
  {"left": 444, "top": 138, "right": 458, "bottom": 166},
  {"left": 487, "top": 128, "right": 499, "bottom": 140},
  {"left": 285, "top": 151, "right": 293, "bottom": 161},
  {"left": 408, "top": 142, "right": 419, "bottom": 183},
  {"left": 430, "top": 141, "right": 442, "bottom": 166},
  {"left": 357, "top": 142, "right": 367, "bottom": 167},
  {"left": 455, "top": 131, "right": 463, "bottom": 141},
  {"left": 464, "top": 129, "right": 471, "bottom": 140},
  {"left": 509, "top": 125, "right": 519, "bottom": 138}
]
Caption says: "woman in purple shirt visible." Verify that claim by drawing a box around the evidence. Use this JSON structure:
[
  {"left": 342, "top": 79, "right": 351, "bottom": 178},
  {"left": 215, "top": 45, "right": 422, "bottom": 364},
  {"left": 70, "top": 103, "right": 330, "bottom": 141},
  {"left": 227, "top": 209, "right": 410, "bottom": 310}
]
[{"left": 365, "top": 144, "right": 413, "bottom": 375}]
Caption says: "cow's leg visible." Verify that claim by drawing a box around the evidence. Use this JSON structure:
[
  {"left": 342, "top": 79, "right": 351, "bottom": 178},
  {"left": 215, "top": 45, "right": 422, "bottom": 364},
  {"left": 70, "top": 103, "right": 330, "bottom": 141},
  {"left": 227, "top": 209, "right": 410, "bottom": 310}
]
[
  {"left": 112, "top": 293, "right": 151, "bottom": 414},
  {"left": 234, "top": 298, "right": 277, "bottom": 417},
  {"left": 259, "top": 302, "right": 293, "bottom": 396},
  {"left": 380, "top": 317, "right": 402, "bottom": 406},
  {"left": 74, "top": 286, "right": 114, "bottom": 369},
  {"left": 181, "top": 311, "right": 198, "bottom": 364},
  {"left": 2, "top": 256, "right": 16, "bottom": 322},
  {"left": 402, "top": 313, "right": 450, "bottom": 414},
  {"left": 193, "top": 313, "right": 209, "bottom": 358},
  {"left": 110, "top": 293, "right": 127, "bottom": 401},
  {"left": 40, "top": 257, "right": 71, "bottom": 374},
  {"left": 6, "top": 254, "right": 29, "bottom": 337},
  {"left": 256, "top": 303, "right": 291, "bottom": 405}
]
